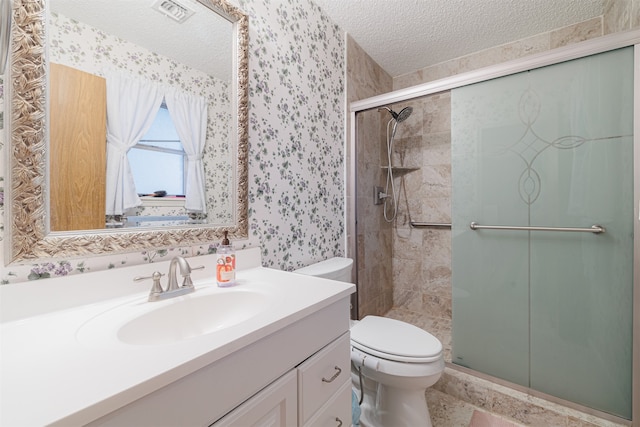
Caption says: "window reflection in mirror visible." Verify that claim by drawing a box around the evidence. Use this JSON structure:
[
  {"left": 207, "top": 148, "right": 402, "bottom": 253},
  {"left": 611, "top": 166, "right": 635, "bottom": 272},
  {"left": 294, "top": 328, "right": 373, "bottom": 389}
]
[
  {"left": 129, "top": 105, "right": 186, "bottom": 197},
  {"left": 122, "top": 104, "right": 205, "bottom": 229}
]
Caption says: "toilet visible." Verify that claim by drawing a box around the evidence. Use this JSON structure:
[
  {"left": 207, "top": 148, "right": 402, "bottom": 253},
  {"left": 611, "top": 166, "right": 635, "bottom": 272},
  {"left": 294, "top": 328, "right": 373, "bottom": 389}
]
[{"left": 295, "top": 257, "right": 445, "bottom": 427}]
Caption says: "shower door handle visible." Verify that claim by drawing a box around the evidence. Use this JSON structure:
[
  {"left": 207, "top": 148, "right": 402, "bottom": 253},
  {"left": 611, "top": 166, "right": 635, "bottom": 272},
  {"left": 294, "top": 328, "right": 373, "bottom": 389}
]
[{"left": 470, "top": 222, "right": 605, "bottom": 234}]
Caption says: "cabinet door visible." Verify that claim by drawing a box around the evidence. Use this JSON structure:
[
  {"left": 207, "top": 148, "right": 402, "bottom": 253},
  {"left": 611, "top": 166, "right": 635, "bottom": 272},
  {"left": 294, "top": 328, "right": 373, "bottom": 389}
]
[
  {"left": 211, "top": 369, "right": 297, "bottom": 427},
  {"left": 50, "top": 63, "right": 107, "bottom": 231}
]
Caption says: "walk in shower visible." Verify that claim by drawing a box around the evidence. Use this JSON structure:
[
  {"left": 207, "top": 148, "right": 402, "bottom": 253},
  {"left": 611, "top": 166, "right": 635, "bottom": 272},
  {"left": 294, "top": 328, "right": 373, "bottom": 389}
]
[{"left": 350, "top": 34, "right": 638, "bottom": 423}]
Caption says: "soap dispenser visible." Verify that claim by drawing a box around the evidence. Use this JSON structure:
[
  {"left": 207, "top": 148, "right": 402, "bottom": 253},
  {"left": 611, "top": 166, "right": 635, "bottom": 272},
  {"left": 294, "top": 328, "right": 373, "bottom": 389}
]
[{"left": 216, "top": 231, "right": 236, "bottom": 287}]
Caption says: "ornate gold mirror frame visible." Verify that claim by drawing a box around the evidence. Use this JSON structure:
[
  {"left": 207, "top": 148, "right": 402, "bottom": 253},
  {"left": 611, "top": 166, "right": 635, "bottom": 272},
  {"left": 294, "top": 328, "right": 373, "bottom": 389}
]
[{"left": 6, "top": 0, "right": 249, "bottom": 264}]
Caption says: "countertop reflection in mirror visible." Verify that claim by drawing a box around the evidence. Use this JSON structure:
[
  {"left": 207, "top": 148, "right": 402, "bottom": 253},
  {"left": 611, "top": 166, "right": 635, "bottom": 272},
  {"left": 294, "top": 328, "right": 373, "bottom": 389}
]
[{"left": 6, "top": 0, "right": 248, "bottom": 264}]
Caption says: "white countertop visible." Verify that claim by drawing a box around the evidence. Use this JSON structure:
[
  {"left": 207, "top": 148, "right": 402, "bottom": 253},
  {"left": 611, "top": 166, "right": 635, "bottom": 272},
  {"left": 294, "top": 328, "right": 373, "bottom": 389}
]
[{"left": 0, "top": 248, "right": 355, "bottom": 426}]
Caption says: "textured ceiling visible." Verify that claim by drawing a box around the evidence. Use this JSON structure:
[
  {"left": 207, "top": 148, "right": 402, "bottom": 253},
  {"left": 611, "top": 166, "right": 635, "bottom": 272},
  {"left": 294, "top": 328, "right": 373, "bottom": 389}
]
[
  {"left": 51, "top": 0, "right": 233, "bottom": 81},
  {"left": 313, "top": 0, "right": 605, "bottom": 77},
  {"left": 50, "top": 0, "right": 605, "bottom": 81}
]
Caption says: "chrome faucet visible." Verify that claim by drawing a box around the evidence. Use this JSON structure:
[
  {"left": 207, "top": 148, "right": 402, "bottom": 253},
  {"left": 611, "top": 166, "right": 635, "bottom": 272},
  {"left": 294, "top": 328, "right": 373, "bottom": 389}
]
[
  {"left": 167, "top": 256, "right": 193, "bottom": 292},
  {"left": 134, "top": 256, "right": 204, "bottom": 302}
]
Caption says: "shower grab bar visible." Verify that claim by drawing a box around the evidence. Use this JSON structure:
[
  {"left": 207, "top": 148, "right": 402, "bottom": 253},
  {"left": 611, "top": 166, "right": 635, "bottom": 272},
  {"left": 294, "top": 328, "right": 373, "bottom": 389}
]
[
  {"left": 410, "top": 222, "right": 452, "bottom": 229},
  {"left": 469, "top": 222, "right": 605, "bottom": 234}
]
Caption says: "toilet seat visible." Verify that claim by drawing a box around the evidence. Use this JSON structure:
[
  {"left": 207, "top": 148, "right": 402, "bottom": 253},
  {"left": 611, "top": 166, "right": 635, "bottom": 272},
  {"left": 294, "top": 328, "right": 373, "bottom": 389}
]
[{"left": 350, "top": 316, "right": 443, "bottom": 363}]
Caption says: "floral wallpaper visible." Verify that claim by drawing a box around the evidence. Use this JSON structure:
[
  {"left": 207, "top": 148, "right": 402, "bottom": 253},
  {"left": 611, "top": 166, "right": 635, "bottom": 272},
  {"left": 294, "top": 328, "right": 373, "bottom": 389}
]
[
  {"left": 241, "top": 0, "right": 345, "bottom": 269},
  {"left": 0, "top": 0, "right": 346, "bottom": 284}
]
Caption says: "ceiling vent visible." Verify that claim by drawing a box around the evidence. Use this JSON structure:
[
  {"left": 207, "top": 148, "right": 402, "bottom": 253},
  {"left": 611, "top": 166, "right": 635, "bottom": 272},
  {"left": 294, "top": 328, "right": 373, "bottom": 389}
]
[{"left": 151, "top": 0, "right": 195, "bottom": 23}]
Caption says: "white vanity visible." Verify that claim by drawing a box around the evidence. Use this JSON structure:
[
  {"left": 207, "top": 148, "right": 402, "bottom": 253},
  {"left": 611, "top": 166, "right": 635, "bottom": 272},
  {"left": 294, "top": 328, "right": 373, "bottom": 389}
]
[{"left": 0, "top": 248, "right": 355, "bottom": 426}]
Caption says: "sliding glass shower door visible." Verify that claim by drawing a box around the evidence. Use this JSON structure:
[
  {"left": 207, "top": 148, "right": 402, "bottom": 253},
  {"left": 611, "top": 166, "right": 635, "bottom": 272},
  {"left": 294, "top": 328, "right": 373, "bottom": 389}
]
[{"left": 451, "top": 47, "right": 634, "bottom": 419}]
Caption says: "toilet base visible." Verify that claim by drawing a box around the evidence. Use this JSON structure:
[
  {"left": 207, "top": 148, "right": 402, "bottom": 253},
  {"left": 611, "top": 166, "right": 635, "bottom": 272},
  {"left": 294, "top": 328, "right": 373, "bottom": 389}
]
[{"left": 357, "top": 383, "right": 432, "bottom": 427}]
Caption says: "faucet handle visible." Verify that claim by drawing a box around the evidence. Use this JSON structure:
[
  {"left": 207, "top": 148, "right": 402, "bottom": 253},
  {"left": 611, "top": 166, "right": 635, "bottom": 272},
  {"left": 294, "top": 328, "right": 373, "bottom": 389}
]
[
  {"left": 180, "top": 265, "right": 205, "bottom": 289},
  {"left": 134, "top": 271, "right": 165, "bottom": 300}
]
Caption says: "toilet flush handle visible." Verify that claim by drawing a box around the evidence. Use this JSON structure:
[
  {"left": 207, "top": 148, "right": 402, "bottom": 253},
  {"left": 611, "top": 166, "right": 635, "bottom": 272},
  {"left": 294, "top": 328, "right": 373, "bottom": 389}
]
[{"left": 351, "top": 347, "right": 380, "bottom": 371}]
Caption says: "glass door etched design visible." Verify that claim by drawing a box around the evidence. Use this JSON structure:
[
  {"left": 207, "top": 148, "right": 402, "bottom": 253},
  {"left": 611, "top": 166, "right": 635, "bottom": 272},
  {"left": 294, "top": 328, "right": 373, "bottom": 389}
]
[{"left": 451, "top": 47, "right": 634, "bottom": 419}]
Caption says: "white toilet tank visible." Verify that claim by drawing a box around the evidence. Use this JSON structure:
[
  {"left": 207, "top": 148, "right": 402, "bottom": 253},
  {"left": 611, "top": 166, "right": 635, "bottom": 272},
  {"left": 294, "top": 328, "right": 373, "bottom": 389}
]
[{"left": 295, "top": 257, "right": 353, "bottom": 282}]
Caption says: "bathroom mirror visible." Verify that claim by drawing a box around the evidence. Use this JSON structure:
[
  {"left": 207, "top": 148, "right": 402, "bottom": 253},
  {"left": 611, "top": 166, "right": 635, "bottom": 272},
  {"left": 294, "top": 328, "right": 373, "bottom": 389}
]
[{"left": 5, "top": 0, "right": 249, "bottom": 264}]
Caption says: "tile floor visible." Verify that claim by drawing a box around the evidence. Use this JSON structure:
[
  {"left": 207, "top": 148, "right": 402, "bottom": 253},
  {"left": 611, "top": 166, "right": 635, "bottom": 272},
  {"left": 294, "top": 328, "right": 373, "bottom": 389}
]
[{"left": 468, "top": 410, "right": 523, "bottom": 427}]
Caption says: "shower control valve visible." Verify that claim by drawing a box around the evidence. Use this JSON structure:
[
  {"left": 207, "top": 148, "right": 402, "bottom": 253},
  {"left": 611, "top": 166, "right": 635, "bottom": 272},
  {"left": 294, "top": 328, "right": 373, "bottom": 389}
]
[{"left": 373, "top": 186, "right": 387, "bottom": 205}]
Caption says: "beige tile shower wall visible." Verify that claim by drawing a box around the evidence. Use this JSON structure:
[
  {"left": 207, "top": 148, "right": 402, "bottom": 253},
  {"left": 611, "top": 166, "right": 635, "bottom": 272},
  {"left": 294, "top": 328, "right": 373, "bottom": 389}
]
[
  {"left": 355, "top": 110, "right": 395, "bottom": 318},
  {"left": 392, "top": 93, "right": 452, "bottom": 322},
  {"left": 346, "top": 35, "right": 394, "bottom": 318},
  {"left": 604, "top": 0, "right": 640, "bottom": 34}
]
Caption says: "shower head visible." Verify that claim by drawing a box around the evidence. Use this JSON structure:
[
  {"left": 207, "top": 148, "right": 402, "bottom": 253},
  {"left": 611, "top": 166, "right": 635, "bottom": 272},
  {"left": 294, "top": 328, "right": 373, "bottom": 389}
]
[
  {"left": 379, "top": 106, "right": 413, "bottom": 123},
  {"left": 396, "top": 107, "right": 413, "bottom": 122}
]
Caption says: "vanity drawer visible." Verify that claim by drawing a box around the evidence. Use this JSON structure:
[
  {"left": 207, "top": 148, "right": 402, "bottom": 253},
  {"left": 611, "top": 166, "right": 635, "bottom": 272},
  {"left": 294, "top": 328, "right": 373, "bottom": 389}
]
[
  {"left": 297, "top": 331, "right": 350, "bottom": 425},
  {"left": 303, "top": 380, "right": 351, "bottom": 427}
]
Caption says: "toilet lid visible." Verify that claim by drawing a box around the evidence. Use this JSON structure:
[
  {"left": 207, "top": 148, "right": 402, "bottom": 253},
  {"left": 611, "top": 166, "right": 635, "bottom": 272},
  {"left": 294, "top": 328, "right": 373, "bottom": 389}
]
[{"left": 351, "top": 316, "right": 442, "bottom": 363}]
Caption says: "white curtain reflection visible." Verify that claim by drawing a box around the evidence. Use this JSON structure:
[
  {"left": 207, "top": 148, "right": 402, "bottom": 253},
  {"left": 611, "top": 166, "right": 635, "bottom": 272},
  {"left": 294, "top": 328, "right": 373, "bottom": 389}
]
[
  {"left": 105, "top": 72, "right": 164, "bottom": 215},
  {"left": 105, "top": 73, "right": 210, "bottom": 215},
  {"left": 164, "top": 88, "right": 208, "bottom": 213}
]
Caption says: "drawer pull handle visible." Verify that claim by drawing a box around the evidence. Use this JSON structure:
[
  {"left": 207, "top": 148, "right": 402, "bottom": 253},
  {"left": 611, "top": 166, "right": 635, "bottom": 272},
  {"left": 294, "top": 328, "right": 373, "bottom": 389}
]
[
  {"left": 335, "top": 417, "right": 343, "bottom": 426},
  {"left": 322, "top": 366, "right": 342, "bottom": 383}
]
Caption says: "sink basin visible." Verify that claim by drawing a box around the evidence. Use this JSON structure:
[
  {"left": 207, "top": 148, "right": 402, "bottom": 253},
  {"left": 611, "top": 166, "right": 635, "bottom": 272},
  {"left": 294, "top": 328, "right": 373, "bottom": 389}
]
[
  {"left": 76, "top": 287, "right": 271, "bottom": 346},
  {"left": 119, "top": 291, "right": 268, "bottom": 345}
]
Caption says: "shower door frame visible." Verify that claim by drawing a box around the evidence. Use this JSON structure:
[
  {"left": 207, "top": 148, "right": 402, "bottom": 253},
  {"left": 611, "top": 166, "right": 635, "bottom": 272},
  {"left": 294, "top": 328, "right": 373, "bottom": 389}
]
[{"left": 348, "top": 28, "right": 640, "bottom": 425}]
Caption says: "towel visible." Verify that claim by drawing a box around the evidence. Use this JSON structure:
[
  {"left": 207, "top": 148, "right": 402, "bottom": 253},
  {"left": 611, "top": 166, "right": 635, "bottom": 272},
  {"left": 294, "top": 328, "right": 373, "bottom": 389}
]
[{"left": 352, "top": 390, "right": 361, "bottom": 426}]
